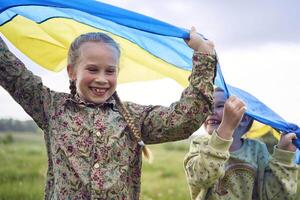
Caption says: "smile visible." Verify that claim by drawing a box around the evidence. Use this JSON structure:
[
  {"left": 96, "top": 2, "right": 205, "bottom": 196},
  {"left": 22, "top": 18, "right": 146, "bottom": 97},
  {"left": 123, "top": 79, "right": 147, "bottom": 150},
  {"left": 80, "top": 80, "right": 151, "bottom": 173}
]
[{"left": 206, "top": 119, "right": 220, "bottom": 125}]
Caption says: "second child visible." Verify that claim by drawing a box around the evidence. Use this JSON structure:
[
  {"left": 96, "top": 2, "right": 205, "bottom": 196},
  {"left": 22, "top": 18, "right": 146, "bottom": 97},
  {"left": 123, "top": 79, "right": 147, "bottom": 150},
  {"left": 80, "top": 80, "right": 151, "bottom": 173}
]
[{"left": 184, "top": 87, "right": 298, "bottom": 200}]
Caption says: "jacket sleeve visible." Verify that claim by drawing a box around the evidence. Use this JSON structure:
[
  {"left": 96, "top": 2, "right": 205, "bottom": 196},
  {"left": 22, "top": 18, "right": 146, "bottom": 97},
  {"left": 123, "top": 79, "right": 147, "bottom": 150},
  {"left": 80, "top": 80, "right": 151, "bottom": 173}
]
[
  {"left": 184, "top": 131, "right": 232, "bottom": 200},
  {"left": 126, "top": 52, "right": 217, "bottom": 144},
  {"left": 0, "top": 37, "right": 52, "bottom": 130},
  {"left": 261, "top": 146, "right": 298, "bottom": 200}
]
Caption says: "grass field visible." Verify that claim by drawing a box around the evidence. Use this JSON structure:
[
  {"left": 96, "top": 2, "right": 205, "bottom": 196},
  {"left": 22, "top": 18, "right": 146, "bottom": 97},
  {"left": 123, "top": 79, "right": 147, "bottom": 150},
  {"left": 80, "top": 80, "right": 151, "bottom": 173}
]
[{"left": 0, "top": 132, "right": 299, "bottom": 200}]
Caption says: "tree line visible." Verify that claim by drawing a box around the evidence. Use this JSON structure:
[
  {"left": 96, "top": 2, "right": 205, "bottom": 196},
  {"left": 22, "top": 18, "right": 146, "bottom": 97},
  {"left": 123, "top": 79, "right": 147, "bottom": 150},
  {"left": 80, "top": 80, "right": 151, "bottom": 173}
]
[{"left": 0, "top": 118, "right": 39, "bottom": 133}]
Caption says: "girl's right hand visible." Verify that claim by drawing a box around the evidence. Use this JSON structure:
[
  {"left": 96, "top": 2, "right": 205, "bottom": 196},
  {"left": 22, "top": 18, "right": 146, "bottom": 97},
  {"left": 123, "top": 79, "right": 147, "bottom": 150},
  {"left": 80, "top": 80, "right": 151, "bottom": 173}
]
[
  {"left": 277, "top": 133, "right": 297, "bottom": 152},
  {"left": 217, "top": 96, "right": 246, "bottom": 139},
  {"left": 184, "top": 27, "right": 215, "bottom": 55}
]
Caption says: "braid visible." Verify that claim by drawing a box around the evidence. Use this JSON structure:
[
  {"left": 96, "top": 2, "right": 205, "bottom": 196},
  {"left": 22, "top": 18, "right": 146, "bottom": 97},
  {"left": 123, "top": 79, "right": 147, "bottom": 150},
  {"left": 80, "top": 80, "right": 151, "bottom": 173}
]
[
  {"left": 69, "top": 80, "right": 77, "bottom": 97},
  {"left": 113, "top": 92, "right": 153, "bottom": 162}
]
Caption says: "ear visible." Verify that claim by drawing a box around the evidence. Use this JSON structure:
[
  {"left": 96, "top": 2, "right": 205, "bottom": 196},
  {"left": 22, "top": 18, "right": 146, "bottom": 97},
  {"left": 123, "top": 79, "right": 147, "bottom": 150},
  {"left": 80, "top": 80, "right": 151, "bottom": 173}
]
[{"left": 67, "top": 64, "right": 76, "bottom": 80}]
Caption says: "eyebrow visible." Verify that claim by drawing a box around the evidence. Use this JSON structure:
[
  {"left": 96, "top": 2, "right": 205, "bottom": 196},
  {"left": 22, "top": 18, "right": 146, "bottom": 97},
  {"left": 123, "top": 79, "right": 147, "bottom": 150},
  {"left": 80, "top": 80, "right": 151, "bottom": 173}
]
[
  {"left": 214, "top": 100, "right": 226, "bottom": 104},
  {"left": 107, "top": 65, "right": 117, "bottom": 68},
  {"left": 85, "top": 64, "right": 117, "bottom": 68}
]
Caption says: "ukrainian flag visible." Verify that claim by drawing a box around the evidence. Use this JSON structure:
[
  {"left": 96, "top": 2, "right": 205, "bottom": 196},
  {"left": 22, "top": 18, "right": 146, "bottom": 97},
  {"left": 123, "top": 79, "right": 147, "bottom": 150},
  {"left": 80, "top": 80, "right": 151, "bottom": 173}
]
[
  {"left": 0, "top": 0, "right": 299, "bottom": 151},
  {"left": 0, "top": 0, "right": 196, "bottom": 86}
]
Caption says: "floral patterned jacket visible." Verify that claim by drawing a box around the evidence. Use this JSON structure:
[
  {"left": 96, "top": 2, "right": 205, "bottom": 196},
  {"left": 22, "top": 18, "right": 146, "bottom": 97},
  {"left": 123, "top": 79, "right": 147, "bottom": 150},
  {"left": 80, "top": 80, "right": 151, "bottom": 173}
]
[{"left": 0, "top": 37, "right": 216, "bottom": 200}]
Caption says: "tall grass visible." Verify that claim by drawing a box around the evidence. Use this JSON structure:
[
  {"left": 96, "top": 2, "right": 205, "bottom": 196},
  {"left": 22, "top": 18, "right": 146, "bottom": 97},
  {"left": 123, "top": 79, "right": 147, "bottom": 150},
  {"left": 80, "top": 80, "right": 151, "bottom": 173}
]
[
  {"left": 0, "top": 133, "right": 46, "bottom": 200},
  {"left": 141, "top": 141, "right": 190, "bottom": 200}
]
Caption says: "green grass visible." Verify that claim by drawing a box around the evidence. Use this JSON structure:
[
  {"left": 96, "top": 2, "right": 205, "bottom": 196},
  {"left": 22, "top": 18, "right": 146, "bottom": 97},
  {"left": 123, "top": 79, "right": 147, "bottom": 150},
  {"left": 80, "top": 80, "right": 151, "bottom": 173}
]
[
  {"left": 141, "top": 141, "right": 190, "bottom": 200},
  {"left": 0, "top": 132, "right": 299, "bottom": 200},
  {"left": 0, "top": 133, "right": 46, "bottom": 200}
]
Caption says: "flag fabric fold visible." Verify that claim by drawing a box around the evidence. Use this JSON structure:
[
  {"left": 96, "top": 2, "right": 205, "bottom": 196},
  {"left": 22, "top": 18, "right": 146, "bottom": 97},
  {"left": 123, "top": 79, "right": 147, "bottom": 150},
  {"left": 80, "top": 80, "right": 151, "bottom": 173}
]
[{"left": 0, "top": 0, "right": 299, "bottom": 151}]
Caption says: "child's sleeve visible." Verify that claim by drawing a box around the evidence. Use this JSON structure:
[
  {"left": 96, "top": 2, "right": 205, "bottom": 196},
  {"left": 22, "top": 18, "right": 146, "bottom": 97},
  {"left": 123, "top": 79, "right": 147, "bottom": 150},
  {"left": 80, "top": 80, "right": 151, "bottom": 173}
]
[
  {"left": 0, "top": 37, "right": 51, "bottom": 130},
  {"left": 261, "top": 145, "right": 298, "bottom": 200},
  {"left": 127, "top": 52, "right": 216, "bottom": 144},
  {"left": 184, "top": 131, "right": 232, "bottom": 200}
]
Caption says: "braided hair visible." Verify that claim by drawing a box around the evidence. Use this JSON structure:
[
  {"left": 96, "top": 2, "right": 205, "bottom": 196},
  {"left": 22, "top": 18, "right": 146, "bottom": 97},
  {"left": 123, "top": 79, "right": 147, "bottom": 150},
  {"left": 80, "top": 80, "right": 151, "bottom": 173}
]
[{"left": 113, "top": 92, "right": 152, "bottom": 162}]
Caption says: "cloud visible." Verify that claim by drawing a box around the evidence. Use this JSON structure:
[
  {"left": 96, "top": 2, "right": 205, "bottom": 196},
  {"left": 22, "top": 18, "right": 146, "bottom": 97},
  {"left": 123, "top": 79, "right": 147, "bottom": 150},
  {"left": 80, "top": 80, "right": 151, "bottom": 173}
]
[
  {"left": 0, "top": 89, "right": 31, "bottom": 120},
  {"left": 218, "top": 43, "right": 300, "bottom": 125},
  {"left": 103, "top": 0, "right": 300, "bottom": 49}
]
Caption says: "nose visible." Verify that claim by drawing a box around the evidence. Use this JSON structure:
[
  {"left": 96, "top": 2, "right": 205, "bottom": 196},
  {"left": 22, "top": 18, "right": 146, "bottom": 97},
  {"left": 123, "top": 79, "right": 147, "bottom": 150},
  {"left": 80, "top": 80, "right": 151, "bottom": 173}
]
[
  {"left": 94, "top": 74, "right": 108, "bottom": 84},
  {"left": 212, "top": 107, "right": 216, "bottom": 114}
]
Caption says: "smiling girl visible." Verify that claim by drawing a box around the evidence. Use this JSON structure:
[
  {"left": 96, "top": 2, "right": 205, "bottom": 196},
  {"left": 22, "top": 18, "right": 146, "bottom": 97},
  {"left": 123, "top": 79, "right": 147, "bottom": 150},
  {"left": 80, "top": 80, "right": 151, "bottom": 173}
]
[
  {"left": 184, "top": 87, "right": 298, "bottom": 200},
  {"left": 0, "top": 27, "right": 217, "bottom": 199}
]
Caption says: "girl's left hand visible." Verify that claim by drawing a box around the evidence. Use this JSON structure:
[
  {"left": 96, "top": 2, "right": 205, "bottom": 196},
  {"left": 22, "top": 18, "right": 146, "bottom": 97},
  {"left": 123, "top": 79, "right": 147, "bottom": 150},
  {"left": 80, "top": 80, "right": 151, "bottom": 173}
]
[
  {"left": 277, "top": 132, "right": 297, "bottom": 152},
  {"left": 184, "top": 26, "right": 215, "bottom": 55}
]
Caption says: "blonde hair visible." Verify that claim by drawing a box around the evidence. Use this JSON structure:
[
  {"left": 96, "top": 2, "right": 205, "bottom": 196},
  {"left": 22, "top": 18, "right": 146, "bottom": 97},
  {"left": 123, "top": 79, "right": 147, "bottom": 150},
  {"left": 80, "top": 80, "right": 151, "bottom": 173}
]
[
  {"left": 68, "top": 32, "right": 120, "bottom": 67},
  {"left": 113, "top": 92, "right": 153, "bottom": 162}
]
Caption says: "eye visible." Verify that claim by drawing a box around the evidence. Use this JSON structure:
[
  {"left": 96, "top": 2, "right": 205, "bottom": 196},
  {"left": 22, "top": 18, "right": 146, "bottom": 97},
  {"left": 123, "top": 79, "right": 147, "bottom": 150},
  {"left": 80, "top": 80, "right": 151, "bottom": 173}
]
[
  {"left": 106, "top": 68, "right": 116, "bottom": 74},
  {"left": 215, "top": 104, "right": 224, "bottom": 108},
  {"left": 87, "top": 67, "right": 98, "bottom": 73}
]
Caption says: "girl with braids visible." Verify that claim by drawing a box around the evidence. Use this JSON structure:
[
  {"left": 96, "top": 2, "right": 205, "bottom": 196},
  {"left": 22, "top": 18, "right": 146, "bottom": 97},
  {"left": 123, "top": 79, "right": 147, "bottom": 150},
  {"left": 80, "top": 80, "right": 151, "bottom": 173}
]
[{"left": 0, "top": 27, "right": 217, "bottom": 199}]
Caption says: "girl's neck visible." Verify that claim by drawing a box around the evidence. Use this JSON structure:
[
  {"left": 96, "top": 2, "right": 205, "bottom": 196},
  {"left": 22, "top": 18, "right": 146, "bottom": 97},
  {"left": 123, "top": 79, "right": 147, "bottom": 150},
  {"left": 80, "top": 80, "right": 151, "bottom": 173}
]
[
  {"left": 229, "top": 137, "right": 243, "bottom": 152},
  {"left": 229, "top": 126, "right": 248, "bottom": 152},
  {"left": 229, "top": 130, "right": 244, "bottom": 152}
]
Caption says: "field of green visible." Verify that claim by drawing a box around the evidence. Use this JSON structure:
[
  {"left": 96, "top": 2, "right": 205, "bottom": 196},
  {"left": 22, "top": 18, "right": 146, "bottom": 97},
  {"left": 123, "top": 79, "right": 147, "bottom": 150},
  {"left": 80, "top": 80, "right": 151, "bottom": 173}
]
[{"left": 0, "top": 132, "right": 299, "bottom": 200}]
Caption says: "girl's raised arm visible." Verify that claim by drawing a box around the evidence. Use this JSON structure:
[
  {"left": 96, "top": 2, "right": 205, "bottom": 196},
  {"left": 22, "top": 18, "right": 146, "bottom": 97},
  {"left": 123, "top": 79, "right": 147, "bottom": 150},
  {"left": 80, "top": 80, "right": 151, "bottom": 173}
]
[
  {"left": 0, "top": 37, "right": 52, "bottom": 130},
  {"left": 124, "top": 27, "right": 217, "bottom": 144}
]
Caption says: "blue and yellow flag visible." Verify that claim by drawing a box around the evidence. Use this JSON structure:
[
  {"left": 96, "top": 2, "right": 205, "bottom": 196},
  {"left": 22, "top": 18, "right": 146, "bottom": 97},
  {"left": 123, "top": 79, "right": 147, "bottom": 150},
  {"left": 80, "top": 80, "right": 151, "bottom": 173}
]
[
  {"left": 0, "top": 0, "right": 299, "bottom": 150},
  {"left": 0, "top": 0, "right": 195, "bottom": 85}
]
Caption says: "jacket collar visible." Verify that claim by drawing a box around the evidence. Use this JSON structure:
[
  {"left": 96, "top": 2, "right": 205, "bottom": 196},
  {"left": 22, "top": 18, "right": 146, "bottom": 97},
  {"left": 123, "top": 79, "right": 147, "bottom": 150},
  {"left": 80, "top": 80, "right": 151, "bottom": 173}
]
[{"left": 66, "top": 94, "right": 118, "bottom": 110}]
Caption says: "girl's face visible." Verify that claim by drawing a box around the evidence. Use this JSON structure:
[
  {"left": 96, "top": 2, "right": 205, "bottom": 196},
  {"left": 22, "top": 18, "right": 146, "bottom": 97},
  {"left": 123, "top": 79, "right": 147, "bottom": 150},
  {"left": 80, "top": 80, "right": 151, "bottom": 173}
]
[
  {"left": 68, "top": 41, "right": 119, "bottom": 104},
  {"left": 204, "top": 90, "right": 226, "bottom": 134}
]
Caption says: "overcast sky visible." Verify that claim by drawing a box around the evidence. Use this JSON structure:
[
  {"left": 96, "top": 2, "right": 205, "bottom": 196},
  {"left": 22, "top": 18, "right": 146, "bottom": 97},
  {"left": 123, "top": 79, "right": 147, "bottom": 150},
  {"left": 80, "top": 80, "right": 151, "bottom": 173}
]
[{"left": 0, "top": 0, "right": 299, "bottom": 126}]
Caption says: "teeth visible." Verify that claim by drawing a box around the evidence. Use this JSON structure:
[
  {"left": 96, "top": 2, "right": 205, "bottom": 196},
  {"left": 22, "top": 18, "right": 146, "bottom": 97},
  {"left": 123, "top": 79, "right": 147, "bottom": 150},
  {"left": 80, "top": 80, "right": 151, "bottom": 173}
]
[{"left": 92, "top": 88, "right": 106, "bottom": 94}]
